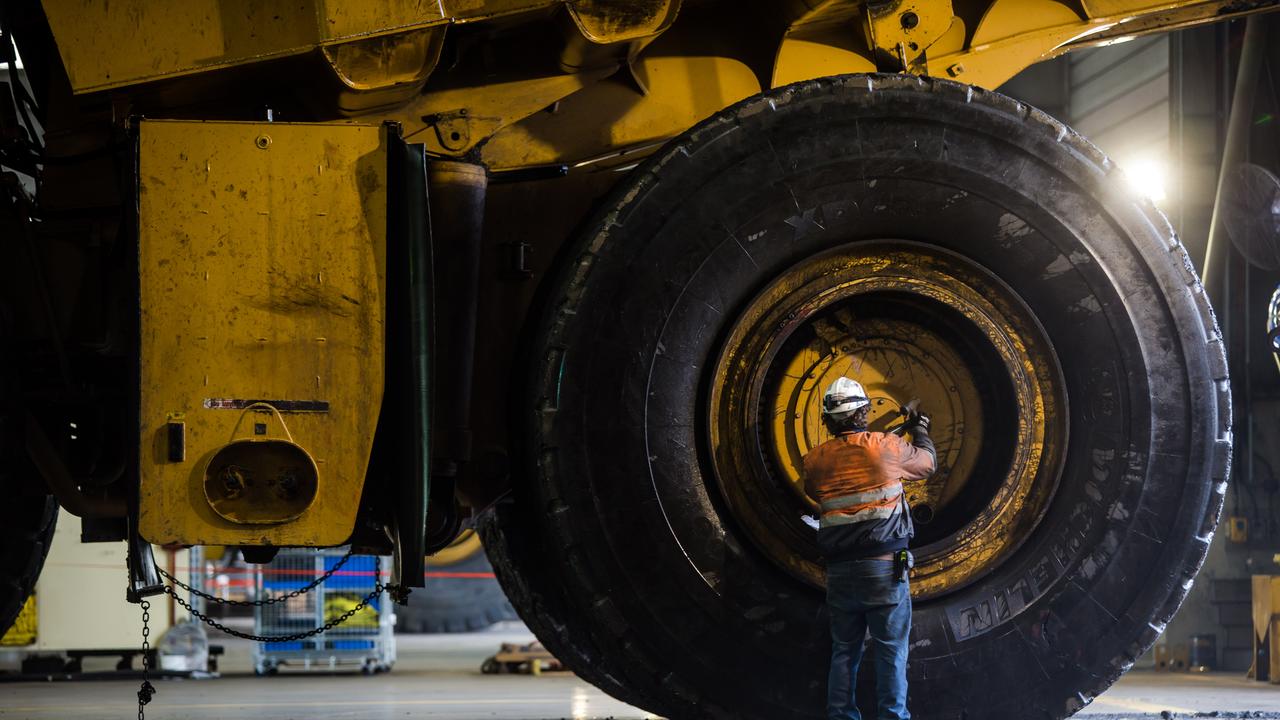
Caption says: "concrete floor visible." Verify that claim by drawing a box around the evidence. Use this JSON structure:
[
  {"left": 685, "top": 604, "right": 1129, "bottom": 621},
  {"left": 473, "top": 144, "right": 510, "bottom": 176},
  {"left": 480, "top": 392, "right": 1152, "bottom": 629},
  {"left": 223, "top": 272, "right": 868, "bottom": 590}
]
[{"left": 3, "top": 624, "right": 1280, "bottom": 719}]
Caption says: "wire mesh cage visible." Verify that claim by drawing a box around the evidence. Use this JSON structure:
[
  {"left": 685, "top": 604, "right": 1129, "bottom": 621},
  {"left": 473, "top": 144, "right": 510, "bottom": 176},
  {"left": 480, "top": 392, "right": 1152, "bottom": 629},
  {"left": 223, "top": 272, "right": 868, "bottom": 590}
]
[
  {"left": 186, "top": 545, "right": 259, "bottom": 612},
  {"left": 250, "top": 548, "right": 395, "bottom": 675}
]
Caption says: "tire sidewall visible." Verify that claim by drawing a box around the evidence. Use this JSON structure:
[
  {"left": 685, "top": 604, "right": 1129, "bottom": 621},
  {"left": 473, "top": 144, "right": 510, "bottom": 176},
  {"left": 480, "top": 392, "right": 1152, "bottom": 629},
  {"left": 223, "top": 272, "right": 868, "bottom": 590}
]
[{"left": 527, "top": 75, "right": 1226, "bottom": 719}]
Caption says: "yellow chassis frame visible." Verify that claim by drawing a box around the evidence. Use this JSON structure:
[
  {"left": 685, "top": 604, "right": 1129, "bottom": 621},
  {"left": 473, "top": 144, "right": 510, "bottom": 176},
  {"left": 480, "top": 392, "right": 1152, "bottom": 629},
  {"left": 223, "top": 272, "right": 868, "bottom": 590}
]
[{"left": 42, "top": 0, "right": 1280, "bottom": 171}]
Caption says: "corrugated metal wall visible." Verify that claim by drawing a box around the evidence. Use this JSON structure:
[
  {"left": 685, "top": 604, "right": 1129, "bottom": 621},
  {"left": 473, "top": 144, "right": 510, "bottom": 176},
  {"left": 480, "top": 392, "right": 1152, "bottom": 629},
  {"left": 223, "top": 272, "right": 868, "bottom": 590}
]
[
  {"left": 1001, "top": 36, "right": 1173, "bottom": 215},
  {"left": 1067, "top": 36, "right": 1171, "bottom": 163}
]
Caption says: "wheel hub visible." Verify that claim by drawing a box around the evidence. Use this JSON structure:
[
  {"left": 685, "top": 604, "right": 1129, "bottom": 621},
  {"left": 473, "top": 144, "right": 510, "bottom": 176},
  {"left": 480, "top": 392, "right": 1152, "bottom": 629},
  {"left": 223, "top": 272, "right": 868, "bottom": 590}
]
[
  {"left": 708, "top": 241, "right": 1066, "bottom": 599},
  {"left": 770, "top": 313, "right": 985, "bottom": 526}
]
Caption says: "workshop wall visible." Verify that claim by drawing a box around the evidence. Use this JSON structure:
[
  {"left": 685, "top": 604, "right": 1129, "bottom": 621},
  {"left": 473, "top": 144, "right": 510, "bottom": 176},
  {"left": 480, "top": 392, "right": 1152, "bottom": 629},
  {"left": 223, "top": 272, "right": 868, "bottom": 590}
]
[{"left": 1068, "top": 36, "right": 1171, "bottom": 166}]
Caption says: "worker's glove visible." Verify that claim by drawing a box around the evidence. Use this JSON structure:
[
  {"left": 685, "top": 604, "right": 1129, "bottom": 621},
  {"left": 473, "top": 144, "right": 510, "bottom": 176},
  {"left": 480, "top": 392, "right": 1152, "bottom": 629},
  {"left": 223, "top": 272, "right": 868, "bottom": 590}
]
[
  {"left": 903, "top": 407, "right": 936, "bottom": 460},
  {"left": 903, "top": 408, "right": 930, "bottom": 431}
]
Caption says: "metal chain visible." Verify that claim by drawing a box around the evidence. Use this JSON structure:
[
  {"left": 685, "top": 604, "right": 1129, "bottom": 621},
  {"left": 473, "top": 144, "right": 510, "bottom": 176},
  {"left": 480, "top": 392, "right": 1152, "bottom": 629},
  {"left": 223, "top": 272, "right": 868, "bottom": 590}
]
[
  {"left": 155, "top": 548, "right": 357, "bottom": 607},
  {"left": 137, "top": 600, "right": 155, "bottom": 720},
  {"left": 163, "top": 554, "right": 391, "bottom": 643},
  {"left": 132, "top": 551, "right": 397, "bottom": 717}
]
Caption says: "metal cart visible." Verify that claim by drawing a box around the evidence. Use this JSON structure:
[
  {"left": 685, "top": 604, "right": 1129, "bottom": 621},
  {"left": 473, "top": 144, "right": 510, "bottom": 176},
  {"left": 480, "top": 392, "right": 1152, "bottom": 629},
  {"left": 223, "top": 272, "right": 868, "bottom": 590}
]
[{"left": 251, "top": 548, "right": 395, "bottom": 675}]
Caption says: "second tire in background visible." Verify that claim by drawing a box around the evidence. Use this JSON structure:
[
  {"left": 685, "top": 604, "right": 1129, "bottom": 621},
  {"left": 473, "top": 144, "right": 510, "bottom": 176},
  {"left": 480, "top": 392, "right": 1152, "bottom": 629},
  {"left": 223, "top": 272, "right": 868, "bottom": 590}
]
[{"left": 395, "top": 530, "right": 517, "bottom": 634}]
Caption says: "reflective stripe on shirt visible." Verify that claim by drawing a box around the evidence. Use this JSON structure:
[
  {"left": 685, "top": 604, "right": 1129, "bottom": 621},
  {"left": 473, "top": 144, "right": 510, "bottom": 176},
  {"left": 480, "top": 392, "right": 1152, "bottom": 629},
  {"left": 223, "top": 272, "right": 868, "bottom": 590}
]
[
  {"left": 819, "top": 482, "right": 903, "bottom": 513},
  {"left": 820, "top": 503, "right": 899, "bottom": 528}
]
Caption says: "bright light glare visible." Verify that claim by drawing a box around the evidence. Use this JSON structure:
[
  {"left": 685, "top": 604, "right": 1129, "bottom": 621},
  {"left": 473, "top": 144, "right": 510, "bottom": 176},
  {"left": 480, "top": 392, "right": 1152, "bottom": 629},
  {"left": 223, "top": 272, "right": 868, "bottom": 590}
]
[
  {"left": 1121, "top": 156, "right": 1168, "bottom": 204},
  {"left": 571, "top": 687, "right": 590, "bottom": 719}
]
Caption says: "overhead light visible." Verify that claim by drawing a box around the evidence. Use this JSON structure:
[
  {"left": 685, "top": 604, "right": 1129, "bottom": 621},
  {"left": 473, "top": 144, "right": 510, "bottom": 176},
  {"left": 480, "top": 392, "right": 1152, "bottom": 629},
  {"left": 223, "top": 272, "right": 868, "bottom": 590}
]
[{"left": 1121, "top": 155, "right": 1168, "bottom": 205}]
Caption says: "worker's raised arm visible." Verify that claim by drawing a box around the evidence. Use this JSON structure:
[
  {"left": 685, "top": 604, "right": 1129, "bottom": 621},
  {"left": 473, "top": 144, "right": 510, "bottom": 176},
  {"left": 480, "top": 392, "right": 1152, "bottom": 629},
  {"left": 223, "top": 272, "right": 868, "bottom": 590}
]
[{"left": 892, "top": 416, "right": 937, "bottom": 480}]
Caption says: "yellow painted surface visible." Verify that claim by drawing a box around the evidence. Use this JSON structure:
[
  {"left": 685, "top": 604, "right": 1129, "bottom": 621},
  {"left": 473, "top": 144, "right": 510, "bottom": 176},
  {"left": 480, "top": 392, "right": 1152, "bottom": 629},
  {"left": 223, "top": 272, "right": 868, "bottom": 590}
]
[
  {"left": 970, "top": 0, "right": 1084, "bottom": 46},
  {"left": 0, "top": 596, "right": 36, "bottom": 646},
  {"left": 480, "top": 0, "right": 1270, "bottom": 167},
  {"left": 321, "top": 27, "right": 447, "bottom": 92},
  {"left": 1081, "top": 0, "right": 1182, "bottom": 14},
  {"left": 40, "top": 0, "right": 1279, "bottom": 167},
  {"left": 567, "top": 0, "right": 682, "bottom": 43},
  {"left": 42, "top": 1, "right": 326, "bottom": 93},
  {"left": 137, "top": 120, "right": 386, "bottom": 547},
  {"left": 399, "top": 71, "right": 611, "bottom": 153},
  {"left": 38, "top": 0, "right": 556, "bottom": 94},
  {"left": 1254, "top": 575, "right": 1280, "bottom": 682},
  {"left": 773, "top": 26, "right": 877, "bottom": 87},
  {"left": 481, "top": 53, "right": 761, "bottom": 169},
  {"left": 930, "top": 26, "right": 1101, "bottom": 88},
  {"left": 427, "top": 528, "right": 484, "bottom": 566},
  {"left": 864, "top": 0, "right": 955, "bottom": 68},
  {"left": 320, "top": 0, "right": 450, "bottom": 39}
]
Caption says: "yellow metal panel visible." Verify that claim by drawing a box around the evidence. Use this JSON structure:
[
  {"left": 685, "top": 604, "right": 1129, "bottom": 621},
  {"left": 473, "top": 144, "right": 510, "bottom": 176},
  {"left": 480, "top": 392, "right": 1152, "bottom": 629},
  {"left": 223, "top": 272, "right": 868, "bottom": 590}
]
[
  {"left": 1081, "top": 0, "right": 1182, "bottom": 15},
  {"left": 320, "top": 0, "right": 448, "bottom": 38},
  {"left": 322, "top": 28, "right": 447, "bottom": 92},
  {"left": 38, "top": 0, "right": 551, "bottom": 93},
  {"left": 138, "top": 120, "right": 386, "bottom": 547},
  {"left": 0, "top": 596, "right": 36, "bottom": 646},
  {"left": 41, "top": 0, "right": 321, "bottom": 93},
  {"left": 773, "top": 26, "right": 877, "bottom": 87},
  {"left": 929, "top": 16, "right": 968, "bottom": 56},
  {"left": 566, "top": 0, "right": 682, "bottom": 43},
  {"left": 863, "top": 0, "right": 954, "bottom": 67},
  {"left": 931, "top": 25, "right": 1097, "bottom": 87},
  {"left": 971, "top": 0, "right": 1084, "bottom": 46},
  {"left": 319, "top": 0, "right": 557, "bottom": 37},
  {"left": 401, "top": 71, "right": 608, "bottom": 154},
  {"left": 482, "top": 54, "right": 761, "bottom": 169}
]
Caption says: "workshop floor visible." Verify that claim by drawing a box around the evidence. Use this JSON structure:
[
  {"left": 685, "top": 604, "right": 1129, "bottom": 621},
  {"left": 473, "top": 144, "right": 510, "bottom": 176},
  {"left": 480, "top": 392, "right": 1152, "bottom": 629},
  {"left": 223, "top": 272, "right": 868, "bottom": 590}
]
[{"left": 3, "top": 624, "right": 1280, "bottom": 719}]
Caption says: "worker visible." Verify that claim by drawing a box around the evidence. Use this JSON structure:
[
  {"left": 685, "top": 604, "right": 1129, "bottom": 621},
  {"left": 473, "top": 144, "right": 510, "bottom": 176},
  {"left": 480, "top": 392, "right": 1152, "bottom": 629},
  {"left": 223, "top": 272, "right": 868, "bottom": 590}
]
[{"left": 803, "top": 376, "right": 936, "bottom": 720}]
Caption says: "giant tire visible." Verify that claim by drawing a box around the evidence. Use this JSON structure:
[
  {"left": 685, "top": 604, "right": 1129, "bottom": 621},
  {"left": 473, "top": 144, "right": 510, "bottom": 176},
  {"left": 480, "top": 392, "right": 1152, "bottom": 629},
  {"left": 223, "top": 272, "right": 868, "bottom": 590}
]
[
  {"left": 0, "top": 482, "right": 56, "bottom": 638},
  {"left": 485, "top": 74, "right": 1231, "bottom": 720}
]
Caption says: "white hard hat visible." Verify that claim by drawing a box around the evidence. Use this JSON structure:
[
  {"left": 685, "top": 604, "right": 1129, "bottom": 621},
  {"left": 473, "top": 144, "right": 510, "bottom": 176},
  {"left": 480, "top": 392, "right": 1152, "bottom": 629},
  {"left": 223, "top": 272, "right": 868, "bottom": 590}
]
[{"left": 822, "top": 377, "right": 869, "bottom": 420}]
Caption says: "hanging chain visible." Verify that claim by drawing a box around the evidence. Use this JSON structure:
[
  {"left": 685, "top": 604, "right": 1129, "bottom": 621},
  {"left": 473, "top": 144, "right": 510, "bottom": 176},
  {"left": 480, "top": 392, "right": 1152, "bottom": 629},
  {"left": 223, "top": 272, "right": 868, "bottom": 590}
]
[
  {"left": 133, "top": 549, "right": 402, "bottom": 717},
  {"left": 155, "top": 548, "right": 357, "bottom": 608},
  {"left": 158, "top": 551, "right": 399, "bottom": 643},
  {"left": 164, "top": 555, "right": 387, "bottom": 643},
  {"left": 137, "top": 600, "right": 155, "bottom": 720}
]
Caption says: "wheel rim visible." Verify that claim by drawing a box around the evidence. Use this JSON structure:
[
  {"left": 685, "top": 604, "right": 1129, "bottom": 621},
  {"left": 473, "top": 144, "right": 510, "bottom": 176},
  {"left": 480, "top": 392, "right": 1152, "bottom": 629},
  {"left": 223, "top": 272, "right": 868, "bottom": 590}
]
[
  {"left": 708, "top": 241, "right": 1068, "bottom": 599},
  {"left": 428, "top": 528, "right": 484, "bottom": 567}
]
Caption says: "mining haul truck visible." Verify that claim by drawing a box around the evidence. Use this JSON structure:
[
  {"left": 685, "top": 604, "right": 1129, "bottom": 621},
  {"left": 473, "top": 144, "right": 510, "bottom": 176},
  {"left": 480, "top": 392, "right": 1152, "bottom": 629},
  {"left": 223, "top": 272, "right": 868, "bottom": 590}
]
[{"left": 0, "top": 1, "right": 1264, "bottom": 718}]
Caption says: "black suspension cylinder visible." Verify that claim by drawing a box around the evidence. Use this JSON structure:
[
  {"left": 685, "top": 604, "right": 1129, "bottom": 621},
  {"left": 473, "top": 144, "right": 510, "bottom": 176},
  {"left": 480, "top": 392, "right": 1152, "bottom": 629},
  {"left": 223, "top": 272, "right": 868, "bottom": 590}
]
[{"left": 427, "top": 161, "right": 487, "bottom": 479}]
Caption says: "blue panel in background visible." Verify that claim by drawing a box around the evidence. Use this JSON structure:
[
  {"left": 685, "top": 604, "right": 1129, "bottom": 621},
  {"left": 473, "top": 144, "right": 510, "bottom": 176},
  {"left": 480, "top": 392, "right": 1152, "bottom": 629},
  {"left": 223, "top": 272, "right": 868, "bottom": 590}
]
[
  {"left": 329, "top": 640, "right": 375, "bottom": 650},
  {"left": 325, "top": 555, "right": 378, "bottom": 590}
]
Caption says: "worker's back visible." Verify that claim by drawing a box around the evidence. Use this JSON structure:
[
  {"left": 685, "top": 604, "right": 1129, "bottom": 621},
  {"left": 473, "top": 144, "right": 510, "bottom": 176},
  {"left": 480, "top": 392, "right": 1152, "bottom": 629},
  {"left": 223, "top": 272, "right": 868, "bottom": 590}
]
[{"left": 803, "top": 431, "right": 935, "bottom": 562}]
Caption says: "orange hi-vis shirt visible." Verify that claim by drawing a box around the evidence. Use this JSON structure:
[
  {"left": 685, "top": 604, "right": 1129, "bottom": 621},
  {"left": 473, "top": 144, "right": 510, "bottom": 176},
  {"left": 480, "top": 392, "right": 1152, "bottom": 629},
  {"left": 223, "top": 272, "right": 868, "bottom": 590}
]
[{"left": 802, "top": 431, "right": 936, "bottom": 560}]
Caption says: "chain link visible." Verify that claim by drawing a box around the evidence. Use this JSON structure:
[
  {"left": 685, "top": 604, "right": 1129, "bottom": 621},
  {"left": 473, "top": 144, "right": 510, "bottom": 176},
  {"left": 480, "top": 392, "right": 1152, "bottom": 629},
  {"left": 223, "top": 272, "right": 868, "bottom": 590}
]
[
  {"left": 137, "top": 600, "right": 155, "bottom": 720},
  {"left": 164, "top": 553, "right": 394, "bottom": 643},
  {"left": 134, "top": 549, "right": 400, "bottom": 718},
  {"left": 155, "top": 548, "right": 357, "bottom": 608},
  {"left": 163, "top": 557, "right": 387, "bottom": 643}
]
